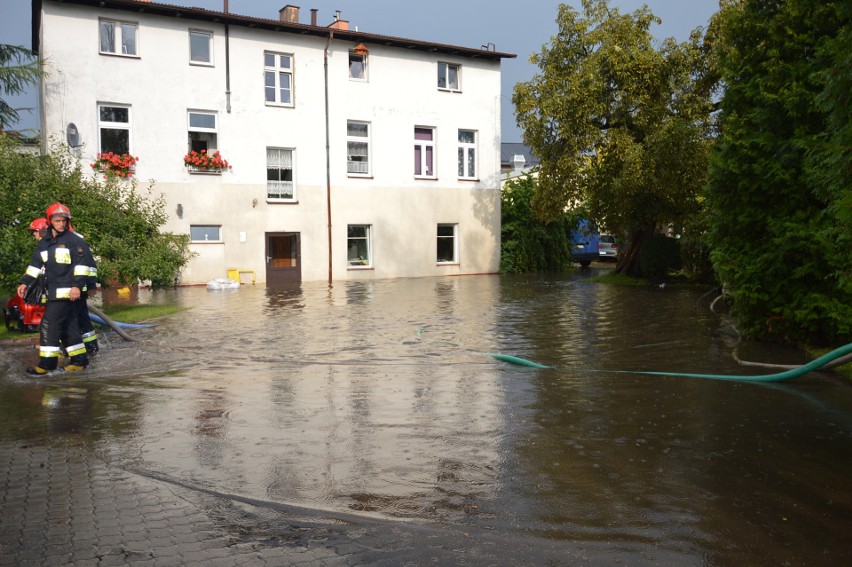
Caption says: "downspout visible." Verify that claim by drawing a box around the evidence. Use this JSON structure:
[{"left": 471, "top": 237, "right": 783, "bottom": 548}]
[
  {"left": 224, "top": 0, "right": 231, "bottom": 113},
  {"left": 324, "top": 30, "right": 334, "bottom": 284}
]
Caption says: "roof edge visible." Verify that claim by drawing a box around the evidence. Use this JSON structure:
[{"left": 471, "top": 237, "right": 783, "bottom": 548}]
[{"left": 36, "top": 0, "right": 517, "bottom": 60}]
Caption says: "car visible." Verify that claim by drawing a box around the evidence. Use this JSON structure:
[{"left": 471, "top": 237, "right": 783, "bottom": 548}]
[
  {"left": 598, "top": 234, "right": 617, "bottom": 260},
  {"left": 569, "top": 219, "right": 600, "bottom": 267}
]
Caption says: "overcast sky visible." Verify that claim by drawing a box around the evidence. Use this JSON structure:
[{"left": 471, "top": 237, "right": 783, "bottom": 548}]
[{"left": 1, "top": 0, "right": 719, "bottom": 141}]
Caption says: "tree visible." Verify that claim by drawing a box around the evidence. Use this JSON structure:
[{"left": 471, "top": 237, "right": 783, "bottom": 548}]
[
  {"left": 0, "top": 134, "right": 194, "bottom": 292},
  {"left": 705, "top": 0, "right": 851, "bottom": 345},
  {"left": 0, "top": 45, "right": 40, "bottom": 130},
  {"left": 513, "top": 0, "right": 716, "bottom": 276}
]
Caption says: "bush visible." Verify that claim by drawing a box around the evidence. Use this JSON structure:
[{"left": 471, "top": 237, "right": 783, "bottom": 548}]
[
  {"left": 500, "top": 174, "right": 574, "bottom": 273},
  {"left": 639, "top": 233, "right": 682, "bottom": 278},
  {"left": 0, "top": 134, "right": 194, "bottom": 292}
]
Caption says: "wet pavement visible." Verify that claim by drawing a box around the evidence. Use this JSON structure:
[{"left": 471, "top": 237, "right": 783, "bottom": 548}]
[{"left": 2, "top": 272, "right": 852, "bottom": 565}]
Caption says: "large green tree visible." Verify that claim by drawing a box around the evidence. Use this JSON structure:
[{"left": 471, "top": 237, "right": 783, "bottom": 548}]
[
  {"left": 706, "top": 0, "right": 851, "bottom": 345},
  {"left": 0, "top": 45, "right": 40, "bottom": 131},
  {"left": 513, "top": 0, "right": 716, "bottom": 276},
  {"left": 0, "top": 134, "right": 194, "bottom": 292}
]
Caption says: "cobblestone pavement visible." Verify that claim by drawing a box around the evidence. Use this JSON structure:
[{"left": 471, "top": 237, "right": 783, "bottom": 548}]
[{"left": 0, "top": 437, "right": 601, "bottom": 566}]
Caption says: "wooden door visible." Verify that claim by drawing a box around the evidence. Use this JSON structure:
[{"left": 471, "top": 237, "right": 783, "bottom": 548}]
[{"left": 265, "top": 233, "right": 301, "bottom": 285}]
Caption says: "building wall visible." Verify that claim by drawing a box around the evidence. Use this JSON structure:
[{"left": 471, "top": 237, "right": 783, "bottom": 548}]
[{"left": 39, "top": 2, "right": 503, "bottom": 283}]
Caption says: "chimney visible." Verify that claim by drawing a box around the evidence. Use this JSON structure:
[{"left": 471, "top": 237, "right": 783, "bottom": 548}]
[
  {"left": 310, "top": 8, "right": 318, "bottom": 26},
  {"left": 512, "top": 155, "right": 526, "bottom": 172},
  {"left": 279, "top": 4, "right": 300, "bottom": 24},
  {"left": 328, "top": 10, "right": 349, "bottom": 31}
]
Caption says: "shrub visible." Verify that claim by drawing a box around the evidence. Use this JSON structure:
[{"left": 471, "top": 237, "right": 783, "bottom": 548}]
[{"left": 639, "top": 233, "right": 682, "bottom": 278}]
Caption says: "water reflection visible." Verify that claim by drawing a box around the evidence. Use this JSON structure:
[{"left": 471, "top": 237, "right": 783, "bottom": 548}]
[{"left": 1, "top": 271, "right": 850, "bottom": 564}]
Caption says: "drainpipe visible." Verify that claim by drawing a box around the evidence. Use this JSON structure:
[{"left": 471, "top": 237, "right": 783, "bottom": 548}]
[
  {"left": 224, "top": 1, "right": 231, "bottom": 114},
  {"left": 324, "top": 30, "right": 334, "bottom": 284}
]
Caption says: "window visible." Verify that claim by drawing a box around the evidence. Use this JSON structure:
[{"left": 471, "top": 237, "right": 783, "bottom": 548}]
[
  {"left": 267, "top": 147, "right": 295, "bottom": 200},
  {"left": 99, "top": 19, "right": 137, "bottom": 56},
  {"left": 187, "top": 111, "right": 218, "bottom": 154},
  {"left": 349, "top": 51, "right": 367, "bottom": 80},
  {"left": 264, "top": 52, "right": 293, "bottom": 106},
  {"left": 98, "top": 104, "right": 130, "bottom": 155},
  {"left": 437, "top": 224, "right": 458, "bottom": 263},
  {"left": 347, "top": 225, "right": 372, "bottom": 267},
  {"left": 458, "top": 129, "right": 477, "bottom": 179},
  {"left": 438, "top": 62, "right": 460, "bottom": 91},
  {"left": 347, "top": 121, "right": 370, "bottom": 176},
  {"left": 414, "top": 127, "right": 436, "bottom": 178},
  {"left": 190, "top": 225, "right": 221, "bottom": 242},
  {"left": 189, "top": 30, "right": 212, "bottom": 64}
]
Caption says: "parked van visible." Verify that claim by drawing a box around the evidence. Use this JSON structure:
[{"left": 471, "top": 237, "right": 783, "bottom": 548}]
[{"left": 569, "top": 219, "right": 600, "bottom": 267}]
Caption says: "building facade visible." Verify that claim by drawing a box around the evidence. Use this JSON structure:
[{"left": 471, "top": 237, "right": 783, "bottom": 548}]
[{"left": 32, "top": 0, "right": 514, "bottom": 284}]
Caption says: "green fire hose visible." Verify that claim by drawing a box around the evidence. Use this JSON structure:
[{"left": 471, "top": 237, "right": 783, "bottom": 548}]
[{"left": 488, "top": 342, "right": 852, "bottom": 382}]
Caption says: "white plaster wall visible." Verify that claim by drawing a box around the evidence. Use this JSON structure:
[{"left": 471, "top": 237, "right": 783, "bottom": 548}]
[{"left": 39, "top": 2, "right": 502, "bottom": 284}]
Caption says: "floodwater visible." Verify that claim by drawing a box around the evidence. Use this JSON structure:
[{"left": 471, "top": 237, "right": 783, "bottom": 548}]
[{"left": 2, "top": 269, "right": 851, "bottom": 565}]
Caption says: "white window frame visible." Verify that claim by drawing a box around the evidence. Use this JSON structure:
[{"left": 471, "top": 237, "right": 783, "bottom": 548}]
[
  {"left": 97, "top": 104, "right": 131, "bottom": 155},
  {"left": 264, "top": 51, "right": 294, "bottom": 107},
  {"left": 267, "top": 147, "right": 296, "bottom": 201},
  {"left": 438, "top": 61, "right": 461, "bottom": 92},
  {"left": 187, "top": 110, "right": 218, "bottom": 153},
  {"left": 347, "top": 121, "right": 371, "bottom": 177},
  {"left": 190, "top": 225, "right": 222, "bottom": 243},
  {"left": 189, "top": 29, "right": 213, "bottom": 65},
  {"left": 414, "top": 126, "right": 436, "bottom": 178},
  {"left": 437, "top": 224, "right": 458, "bottom": 264},
  {"left": 99, "top": 19, "right": 138, "bottom": 56},
  {"left": 349, "top": 51, "right": 367, "bottom": 81},
  {"left": 347, "top": 225, "right": 372, "bottom": 268},
  {"left": 458, "top": 129, "right": 477, "bottom": 180}
]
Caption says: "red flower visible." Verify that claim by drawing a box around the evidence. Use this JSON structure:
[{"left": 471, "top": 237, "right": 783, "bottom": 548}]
[
  {"left": 183, "top": 150, "right": 230, "bottom": 171},
  {"left": 92, "top": 152, "right": 138, "bottom": 178}
]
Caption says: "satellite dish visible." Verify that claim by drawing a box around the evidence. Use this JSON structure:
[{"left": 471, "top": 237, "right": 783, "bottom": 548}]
[{"left": 66, "top": 123, "right": 81, "bottom": 147}]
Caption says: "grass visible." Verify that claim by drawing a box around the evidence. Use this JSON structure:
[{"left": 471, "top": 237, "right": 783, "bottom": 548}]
[{"left": 0, "top": 302, "right": 186, "bottom": 342}]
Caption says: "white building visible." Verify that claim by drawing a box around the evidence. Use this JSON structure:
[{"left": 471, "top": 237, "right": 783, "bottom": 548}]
[{"left": 32, "top": 0, "right": 514, "bottom": 285}]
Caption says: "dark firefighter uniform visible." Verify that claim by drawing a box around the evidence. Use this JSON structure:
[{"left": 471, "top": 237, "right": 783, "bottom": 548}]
[{"left": 19, "top": 227, "right": 97, "bottom": 373}]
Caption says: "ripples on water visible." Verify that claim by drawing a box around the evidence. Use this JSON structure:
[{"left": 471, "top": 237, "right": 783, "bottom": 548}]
[{"left": 2, "top": 271, "right": 851, "bottom": 564}]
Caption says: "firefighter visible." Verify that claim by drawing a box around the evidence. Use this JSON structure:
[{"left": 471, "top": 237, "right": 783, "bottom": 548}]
[
  {"left": 17, "top": 203, "right": 96, "bottom": 375},
  {"left": 27, "top": 217, "right": 100, "bottom": 356},
  {"left": 64, "top": 216, "right": 100, "bottom": 355},
  {"left": 28, "top": 217, "right": 48, "bottom": 240}
]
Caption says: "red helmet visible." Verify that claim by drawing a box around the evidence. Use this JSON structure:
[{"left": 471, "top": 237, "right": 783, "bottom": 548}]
[
  {"left": 28, "top": 218, "right": 49, "bottom": 232},
  {"left": 46, "top": 202, "right": 71, "bottom": 220}
]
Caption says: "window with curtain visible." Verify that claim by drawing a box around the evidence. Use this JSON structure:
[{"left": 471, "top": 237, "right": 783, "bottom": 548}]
[
  {"left": 267, "top": 147, "right": 295, "bottom": 200},
  {"left": 457, "top": 129, "right": 477, "bottom": 179},
  {"left": 264, "top": 51, "right": 293, "bottom": 106},
  {"left": 347, "top": 121, "right": 370, "bottom": 176},
  {"left": 347, "top": 225, "right": 372, "bottom": 267},
  {"left": 414, "top": 127, "right": 436, "bottom": 177},
  {"left": 349, "top": 51, "right": 367, "bottom": 80},
  {"left": 99, "top": 19, "right": 137, "bottom": 56}
]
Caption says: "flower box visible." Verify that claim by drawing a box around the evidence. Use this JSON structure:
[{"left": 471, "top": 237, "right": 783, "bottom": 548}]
[
  {"left": 92, "top": 152, "right": 138, "bottom": 178},
  {"left": 183, "top": 150, "right": 232, "bottom": 173}
]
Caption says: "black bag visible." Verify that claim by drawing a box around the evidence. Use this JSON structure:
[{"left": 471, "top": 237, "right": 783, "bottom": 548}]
[{"left": 23, "top": 274, "right": 48, "bottom": 306}]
